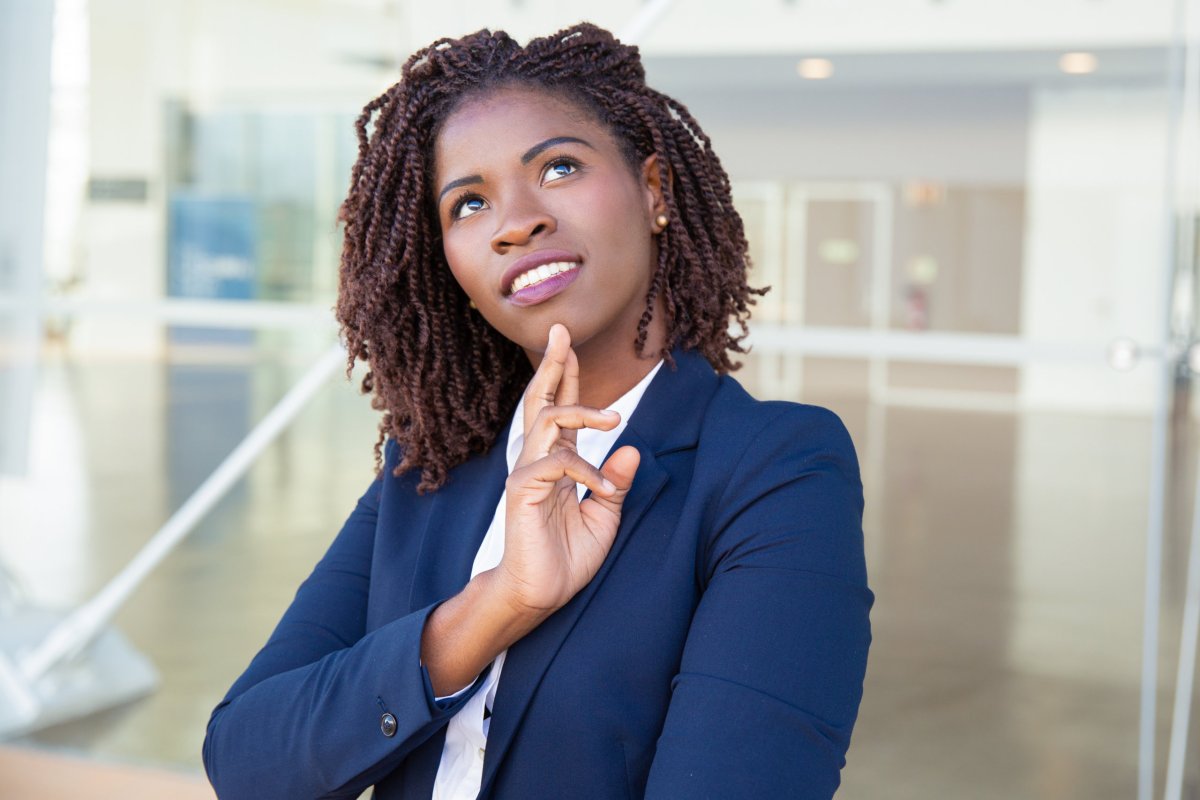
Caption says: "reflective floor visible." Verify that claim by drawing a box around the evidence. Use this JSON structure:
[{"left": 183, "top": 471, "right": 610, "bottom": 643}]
[{"left": 0, "top": 340, "right": 1193, "bottom": 798}]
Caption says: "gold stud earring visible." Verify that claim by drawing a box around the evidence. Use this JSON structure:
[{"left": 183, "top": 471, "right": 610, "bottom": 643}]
[
  {"left": 469, "top": 299, "right": 477, "bottom": 310},
  {"left": 655, "top": 213, "right": 668, "bottom": 231}
]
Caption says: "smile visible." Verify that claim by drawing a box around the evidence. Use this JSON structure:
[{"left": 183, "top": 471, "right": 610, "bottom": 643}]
[
  {"left": 509, "top": 261, "right": 580, "bottom": 295},
  {"left": 506, "top": 262, "right": 582, "bottom": 307}
]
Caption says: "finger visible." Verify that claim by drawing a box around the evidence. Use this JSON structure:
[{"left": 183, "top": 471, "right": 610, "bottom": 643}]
[
  {"left": 581, "top": 445, "right": 641, "bottom": 517},
  {"left": 508, "top": 448, "right": 617, "bottom": 504},
  {"left": 553, "top": 345, "right": 581, "bottom": 446},
  {"left": 555, "top": 344, "right": 580, "bottom": 408},
  {"left": 523, "top": 323, "right": 570, "bottom": 437},
  {"left": 515, "top": 405, "right": 620, "bottom": 468}
]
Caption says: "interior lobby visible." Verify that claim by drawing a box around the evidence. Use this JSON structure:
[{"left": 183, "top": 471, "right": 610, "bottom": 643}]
[{"left": 1, "top": 1, "right": 1197, "bottom": 797}]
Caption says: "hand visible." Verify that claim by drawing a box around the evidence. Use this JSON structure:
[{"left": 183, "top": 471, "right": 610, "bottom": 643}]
[{"left": 494, "top": 323, "right": 641, "bottom": 618}]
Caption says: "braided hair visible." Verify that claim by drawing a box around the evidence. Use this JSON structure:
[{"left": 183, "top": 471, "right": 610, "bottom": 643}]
[{"left": 336, "top": 22, "right": 763, "bottom": 492}]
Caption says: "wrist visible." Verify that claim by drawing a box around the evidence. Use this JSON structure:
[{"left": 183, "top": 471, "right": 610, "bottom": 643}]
[
  {"left": 472, "top": 567, "right": 552, "bottom": 639},
  {"left": 421, "top": 568, "right": 556, "bottom": 697}
]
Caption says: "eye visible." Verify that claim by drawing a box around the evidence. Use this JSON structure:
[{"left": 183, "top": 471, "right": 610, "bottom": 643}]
[
  {"left": 542, "top": 158, "right": 579, "bottom": 183},
  {"left": 451, "top": 195, "right": 487, "bottom": 220}
]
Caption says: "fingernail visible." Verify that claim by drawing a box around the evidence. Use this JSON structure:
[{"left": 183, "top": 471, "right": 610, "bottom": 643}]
[
  {"left": 601, "top": 409, "right": 618, "bottom": 417},
  {"left": 601, "top": 479, "right": 616, "bottom": 493}
]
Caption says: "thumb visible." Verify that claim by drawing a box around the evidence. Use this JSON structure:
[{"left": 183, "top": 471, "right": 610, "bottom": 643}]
[{"left": 586, "top": 445, "right": 641, "bottom": 515}]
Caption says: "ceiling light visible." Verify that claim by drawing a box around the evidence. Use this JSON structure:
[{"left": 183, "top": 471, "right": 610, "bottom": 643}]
[
  {"left": 903, "top": 181, "right": 946, "bottom": 207},
  {"left": 1059, "top": 52, "right": 1098, "bottom": 75},
  {"left": 796, "top": 58, "right": 834, "bottom": 80}
]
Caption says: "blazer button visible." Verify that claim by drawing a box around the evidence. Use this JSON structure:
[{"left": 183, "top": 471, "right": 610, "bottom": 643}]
[{"left": 380, "top": 712, "right": 397, "bottom": 737}]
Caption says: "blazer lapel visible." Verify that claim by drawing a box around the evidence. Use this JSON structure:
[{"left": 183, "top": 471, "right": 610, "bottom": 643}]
[
  {"left": 478, "top": 349, "right": 719, "bottom": 794},
  {"left": 407, "top": 425, "right": 511, "bottom": 611}
]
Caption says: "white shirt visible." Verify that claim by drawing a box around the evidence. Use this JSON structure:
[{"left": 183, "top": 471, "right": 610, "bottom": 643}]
[{"left": 430, "top": 360, "right": 663, "bottom": 800}]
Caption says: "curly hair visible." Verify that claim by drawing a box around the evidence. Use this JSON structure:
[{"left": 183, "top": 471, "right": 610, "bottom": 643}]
[{"left": 336, "top": 22, "right": 763, "bottom": 492}]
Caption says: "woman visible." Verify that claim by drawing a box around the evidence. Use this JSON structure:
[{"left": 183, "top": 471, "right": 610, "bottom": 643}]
[{"left": 203, "top": 22, "right": 871, "bottom": 800}]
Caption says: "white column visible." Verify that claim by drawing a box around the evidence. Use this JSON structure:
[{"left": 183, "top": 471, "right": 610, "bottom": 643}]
[
  {"left": 70, "top": 0, "right": 171, "bottom": 357},
  {"left": 0, "top": 0, "right": 55, "bottom": 476},
  {"left": 1020, "top": 86, "right": 1170, "bottom": 412}
]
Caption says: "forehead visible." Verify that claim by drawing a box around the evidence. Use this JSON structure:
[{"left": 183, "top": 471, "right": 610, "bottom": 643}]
[{"left": 433, "top": 86, "right": 616, "bottom": 177}]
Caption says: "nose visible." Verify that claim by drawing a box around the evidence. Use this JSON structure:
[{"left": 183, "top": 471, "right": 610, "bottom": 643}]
[{"left": 490, "top": 189, "right": 556, "bottom": 253}]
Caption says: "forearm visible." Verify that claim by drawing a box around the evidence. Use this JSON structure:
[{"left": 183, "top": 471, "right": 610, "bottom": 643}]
[
  {"left": 420, "top": 567, "right": 548, "bottom": 696},
  {"left": 205, "top": 603, "right": 473, "bottom": 799}
]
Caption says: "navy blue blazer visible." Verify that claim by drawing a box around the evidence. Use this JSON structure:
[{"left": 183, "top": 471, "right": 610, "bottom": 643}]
[{"left": 203, "top": 349, "right": 872, "bottom": 799}]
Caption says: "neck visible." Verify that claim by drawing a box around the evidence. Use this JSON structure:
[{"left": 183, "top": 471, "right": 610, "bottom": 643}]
[
  {"left": 572, "top": 344, "right": 664, "bottom": 409},
  {"left": 524, "top": 299, "right": 668, "bottom": 410}
]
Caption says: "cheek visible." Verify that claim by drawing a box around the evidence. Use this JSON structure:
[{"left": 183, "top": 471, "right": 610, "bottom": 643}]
[
  {"left": 578, "top": 182, "right": 652, "bottom": 256},
  {"left": 441, "top": 241, "right": 478, "bottom": 294},
  {"left": 608, "top": 197, "right": 656, "bottom": 272}
]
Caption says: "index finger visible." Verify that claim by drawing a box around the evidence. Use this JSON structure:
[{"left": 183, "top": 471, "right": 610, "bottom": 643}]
[
  {"left": 523, "top": 323, "right": 570, "bottom": 437},
  {"left": 554, "top": 344, "right": 579, "bottom": 409},
  {"left": 549, "top": 343, "right": 580, "bottom": 447}
]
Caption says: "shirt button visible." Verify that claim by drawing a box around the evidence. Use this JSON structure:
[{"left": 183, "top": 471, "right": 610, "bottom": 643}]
[
  {"left": 478, "top": 748, "right": 486, "bottom": 760},
  {"left": 380, "top": 712, "right": 397, "bottom": 737}
]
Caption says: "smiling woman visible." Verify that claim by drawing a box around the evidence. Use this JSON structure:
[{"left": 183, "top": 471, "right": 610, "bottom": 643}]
[
  {"left": 435, "top": 86, "right": 668, "bottom": 401},
  {"left": 202, "top": 22, "right": 872, "bottom": 800}
]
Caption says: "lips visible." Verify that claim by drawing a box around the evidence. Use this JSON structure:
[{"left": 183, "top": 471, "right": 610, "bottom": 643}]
[
  {"left": 500, "top": 248, "right": 583, "bottom": 307},
  {"left": 507, "top": 266, "right": 582, "bottom": 307},
  {"left": 509, "top": 260, "right": 579, "bottom": 294}
]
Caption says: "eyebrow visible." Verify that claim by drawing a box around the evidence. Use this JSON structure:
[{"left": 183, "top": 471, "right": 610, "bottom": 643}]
[
  {"left": 520, "top": 136, "right": 594, "bottom": 164},
  {"left": 437, "top": 174, "right": 483, "bottom": 204},
  {"left": 437, "top": 136, "right": 595, "bottom": 204}
]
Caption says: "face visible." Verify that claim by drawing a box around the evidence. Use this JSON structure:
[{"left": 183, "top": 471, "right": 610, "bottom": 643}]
[{"left": 432, "top": 85, "right": 666, "bottom": 367}]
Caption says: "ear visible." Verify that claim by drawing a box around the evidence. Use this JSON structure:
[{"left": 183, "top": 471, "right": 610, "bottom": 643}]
[{"left": 640, "top": 153, "right": 670, "bottom": 229}]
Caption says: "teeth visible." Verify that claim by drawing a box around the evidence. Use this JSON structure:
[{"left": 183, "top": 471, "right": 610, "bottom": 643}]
[{"left": 510, "top": 261, "right": 579, "bottom": 294}]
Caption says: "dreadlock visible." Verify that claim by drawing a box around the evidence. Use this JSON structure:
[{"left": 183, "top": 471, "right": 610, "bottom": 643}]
[{"left": 336, "top": 22, "right": 763, "bottom": 492}]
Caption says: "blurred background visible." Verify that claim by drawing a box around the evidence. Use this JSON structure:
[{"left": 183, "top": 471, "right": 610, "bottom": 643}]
[{"left": 1, "top": 0, "right": 1197, "bottom": 797}]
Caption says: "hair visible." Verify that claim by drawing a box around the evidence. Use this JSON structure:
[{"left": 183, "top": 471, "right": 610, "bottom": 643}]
[{"left": 336, "top": 22, "right": 763, "bottom": 492}]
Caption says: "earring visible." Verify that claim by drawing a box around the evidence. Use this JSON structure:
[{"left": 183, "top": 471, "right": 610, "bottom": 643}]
[
  {"left": 655, "top": 213, "right": 668, "bottom": 231},
  {"left": 469, "top": 299, "right": 477, "bottom": 310}
]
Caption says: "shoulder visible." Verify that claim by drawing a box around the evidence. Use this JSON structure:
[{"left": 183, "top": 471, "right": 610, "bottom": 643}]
[
  {"left": 690, "top": 374, "right": 866, "bottom": 586},
  {"left": 377, "top": 437, "right": 429, "bottom": 497},
  {"left": 699, "top": 373, "right": 858, "bottom": 470}
]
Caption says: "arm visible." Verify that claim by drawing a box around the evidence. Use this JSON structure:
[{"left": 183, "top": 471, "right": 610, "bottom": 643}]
[
  {"left": 644, "top": 406, "right": 873, "bottom": 800},
  {"left": 205, "top": 325, "right": 642, "bottom": 797},
  {"left": 202, "top": 446, "right": 489, "bottom": 799}
]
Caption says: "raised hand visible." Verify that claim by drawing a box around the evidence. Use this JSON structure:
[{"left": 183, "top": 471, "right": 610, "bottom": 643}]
[
  {"left": 495, "top": 323, "right": 642, "bottom": 617},
  {"left": 420, "top": 324, "right": 641, "bottom": 695}
]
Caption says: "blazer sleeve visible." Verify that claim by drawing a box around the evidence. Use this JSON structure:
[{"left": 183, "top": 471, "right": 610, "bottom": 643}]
[
  {"left": 202, "top": 445, "right": 486, "bottom": 799},
  {"left": 644, "top": 405, "right": 873, "bottom": 800}
]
